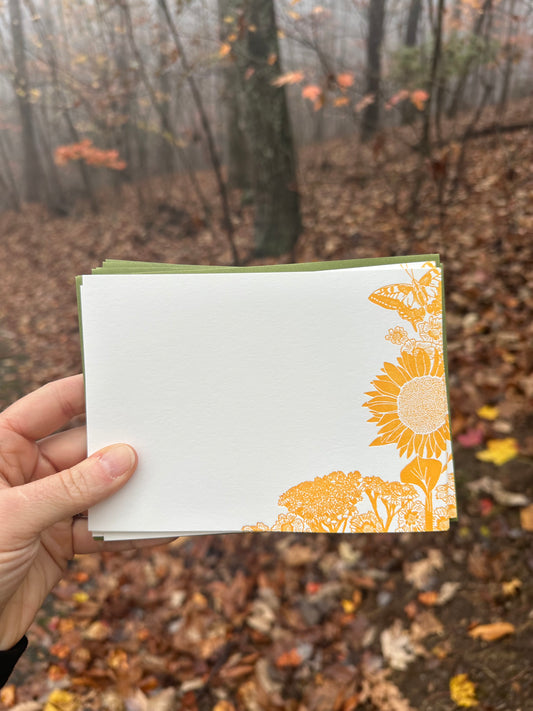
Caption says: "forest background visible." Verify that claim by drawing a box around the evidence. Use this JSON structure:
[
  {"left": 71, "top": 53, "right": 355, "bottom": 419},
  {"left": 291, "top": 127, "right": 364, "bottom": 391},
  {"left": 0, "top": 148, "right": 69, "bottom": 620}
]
[{"left": 0, "top": 0, "right": 532, "bottom": 709}]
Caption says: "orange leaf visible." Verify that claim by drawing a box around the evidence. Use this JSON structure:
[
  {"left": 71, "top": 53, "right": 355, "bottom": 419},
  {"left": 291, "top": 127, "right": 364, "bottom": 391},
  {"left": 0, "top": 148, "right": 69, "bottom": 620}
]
[
  {"left": 418, "top": 590, "right": 439, "bottom": 606},
  {"left": 520, "top": 503, "right": 533, "bottom": 531},
  {"left": 468, "top": 621, "right": 515, "bottom": 641},
  {"left": 0, "top": 685, "right": 16, "bottom": 708},
  {"left": 334, "top": 96, "right": 350, "bottom": 106},
  {"left": 336, "top": 72, "right": 354, "bottom": 88},
  {"left": 385, "top": 89, "right": 409, "bottom": 110},
  {"left": 219, "top": 42, "right": 232, "bottom": 58},
  {"left": 355, "top": 94, "right": 374, "bottom": 112},
  {"left": 410, "top": 89, "right": 429, "bottom": 111},
  {"left": 276, "top": 648, "right": 303, "bottom": 668},
  {"left": 271, "top": 70, "right": 304, "bottom": 87}
]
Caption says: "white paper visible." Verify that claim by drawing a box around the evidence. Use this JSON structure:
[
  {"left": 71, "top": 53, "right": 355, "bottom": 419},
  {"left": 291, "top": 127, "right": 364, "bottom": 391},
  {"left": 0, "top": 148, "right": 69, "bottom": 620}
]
[{"left": 80, "top": 263, "right": 454, "bottom": 539}]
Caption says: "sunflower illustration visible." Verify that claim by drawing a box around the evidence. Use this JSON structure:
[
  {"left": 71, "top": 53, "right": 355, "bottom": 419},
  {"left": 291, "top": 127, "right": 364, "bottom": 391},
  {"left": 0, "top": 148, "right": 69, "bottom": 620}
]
[{"left": 364, "top": 349, "right": 450, "bottom": 459}]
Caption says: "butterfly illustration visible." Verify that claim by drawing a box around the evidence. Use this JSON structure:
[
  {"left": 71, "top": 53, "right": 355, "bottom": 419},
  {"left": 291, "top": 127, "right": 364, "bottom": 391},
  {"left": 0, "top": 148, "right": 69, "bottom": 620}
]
[{"left": 369, "top": 267, "right": 441, "bottom": 328}]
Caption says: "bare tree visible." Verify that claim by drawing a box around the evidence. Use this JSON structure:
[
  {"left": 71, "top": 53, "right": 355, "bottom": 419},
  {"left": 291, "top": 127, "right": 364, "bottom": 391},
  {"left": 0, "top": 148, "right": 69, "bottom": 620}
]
[
  {"left": 8, "top": 0, "right": 44, "bottom": 202},
  {"left": 235, "top": 0, "right": 301, "bottom": 256},
  {"left": 361, "top": 0, "right": 387, "bottom": 141}
]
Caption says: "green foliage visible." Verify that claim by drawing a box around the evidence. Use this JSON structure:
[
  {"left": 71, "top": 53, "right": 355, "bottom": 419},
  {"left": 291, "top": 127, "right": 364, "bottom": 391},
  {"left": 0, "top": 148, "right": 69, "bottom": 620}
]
[{"left": 389, "top": 33, "right": 501, "bottom": 89}]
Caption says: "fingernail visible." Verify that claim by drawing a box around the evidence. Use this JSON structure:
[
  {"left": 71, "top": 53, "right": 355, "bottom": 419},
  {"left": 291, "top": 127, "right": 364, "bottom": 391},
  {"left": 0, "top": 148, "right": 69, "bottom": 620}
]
[{"left": 98, "top": 444, "right": 136, "bottom": 479}]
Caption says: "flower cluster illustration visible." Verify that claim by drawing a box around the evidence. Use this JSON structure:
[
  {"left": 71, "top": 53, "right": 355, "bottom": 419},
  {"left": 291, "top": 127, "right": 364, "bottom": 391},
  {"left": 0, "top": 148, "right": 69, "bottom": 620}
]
[{"left": 244, "top": 265, "right": 455, "bottom": 533}]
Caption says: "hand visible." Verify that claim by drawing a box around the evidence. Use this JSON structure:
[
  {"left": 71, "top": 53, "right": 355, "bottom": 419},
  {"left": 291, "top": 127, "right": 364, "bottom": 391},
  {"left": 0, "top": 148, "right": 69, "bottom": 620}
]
[{"left": 0, "top": 375, "right": 146, "bottom": 649}]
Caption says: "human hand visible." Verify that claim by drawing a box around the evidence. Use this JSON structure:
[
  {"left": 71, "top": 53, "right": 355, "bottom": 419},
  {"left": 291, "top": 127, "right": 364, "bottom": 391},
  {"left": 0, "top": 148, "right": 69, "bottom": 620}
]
[{"left": 0, "top": 375, "right": 147, "bottom": 649}]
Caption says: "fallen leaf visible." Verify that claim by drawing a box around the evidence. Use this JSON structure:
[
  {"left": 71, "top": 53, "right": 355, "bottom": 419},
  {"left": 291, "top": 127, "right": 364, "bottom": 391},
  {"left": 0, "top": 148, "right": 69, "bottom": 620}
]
[
  {"left": 457, "top": 427, "right": 484, "bottom": 448},
  {"left": 275, "top": 648, "right": 302, "bottom": 668},
  {"left": 476, "top": 438, "right": 519, "bottom": 466},
  {"left": 213, "top": 702, "right": 236, "bottom": 711},
  {"left": 44, "top": 689, "right": 79, "bottom": 711},
  {"left": 404, "top": 549, "right": 444, "bottom": 590},
  {"left": 418, "top": 590, "right": 439, "bottom": 606},
  {"left": 467, "top": 476, "right": 529, "bottom": 506},
  {"left": 502, "top": 578, "right": 522, "bottom": 596},
  {"left": 468, "top": 621, "right": 515, "bottom": 641},
  {"left": 380, "top": 620, "right": 417, "bottom": 670},
  {"left": 0, "top": 685, "right": 16, "bottom": 708},
  {"left": 520, "top": 503, "right": 533, "bottom": 531},
  {"left": 449, "top": 673, "right": 478, "bottom": 707},
  {"left": 476, "top": 405, "right": 499, "bottom": 420}
]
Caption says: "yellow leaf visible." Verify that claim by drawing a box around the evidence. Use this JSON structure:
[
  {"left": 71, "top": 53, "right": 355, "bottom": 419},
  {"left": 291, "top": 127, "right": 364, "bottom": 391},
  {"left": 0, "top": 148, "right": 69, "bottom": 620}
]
[
  {"left": 287, "top": 10, "right": 302, "bottom": 19},
  {"left": 502, "top": 578, "right": 522, "bottom": 596},
  {"left": 214, "top": 702, "right": 236, "bottom": 711},
  {"left": 0, "top": 685, "right": 16, "bottom": 707},
  {"left": 44, "top": 689, "right": 79, "bottom": 711},
  {"left": 72, "top": 591, "right": 89, "bottom": 604},
  {"left": 450, "top": 674, "right": 478, "bottom": 707},
  {"left": 468, "top": 621, "right": 515, "bottom": 641},
  {"left": 223, "top": 15, "right": 234, "bottom": 23},
  {"left": 219, "top": 42, "right": 232, "bottom": 58},
  {"left": 477, "top": 405, "right": 499, "bottom": 420},
  {"left": 476, "top": 438, "right": 519, "bottom": 466},
  {"left": 277, "top": 29, "right": 286, "bottom": 39},
  {"left": 341, "top": 598, "right": 355, "bottom": 614}
]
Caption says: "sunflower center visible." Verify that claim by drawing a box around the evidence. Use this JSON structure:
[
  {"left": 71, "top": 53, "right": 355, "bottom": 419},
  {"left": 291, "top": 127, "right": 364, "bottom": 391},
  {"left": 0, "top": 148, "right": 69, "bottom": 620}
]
[{"left": 397, "top": 375, "right": 447, "bottom": 434}]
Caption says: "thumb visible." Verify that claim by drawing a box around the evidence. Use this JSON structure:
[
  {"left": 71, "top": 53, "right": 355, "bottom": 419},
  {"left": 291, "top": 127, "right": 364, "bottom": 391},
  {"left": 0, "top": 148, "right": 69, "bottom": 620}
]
[{"left": 10, "top": 444, "right": 137, "bottom": 537}]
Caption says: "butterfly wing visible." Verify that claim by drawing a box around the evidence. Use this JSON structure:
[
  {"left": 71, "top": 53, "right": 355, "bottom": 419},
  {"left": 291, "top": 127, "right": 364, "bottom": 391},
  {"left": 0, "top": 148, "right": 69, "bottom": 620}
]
[
  {"left": 416, "top": 268, "right": 442, "bottom": 315},
  {"left": 369, "top": 284, "right": 425, "bottom": 327}
]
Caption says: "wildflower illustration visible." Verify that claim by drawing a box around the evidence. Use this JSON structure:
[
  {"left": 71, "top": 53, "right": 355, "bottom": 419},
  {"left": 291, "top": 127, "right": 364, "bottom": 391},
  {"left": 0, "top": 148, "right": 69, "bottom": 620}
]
[{"left": 244, "top": 264, "right": 454, "bottom": 533}]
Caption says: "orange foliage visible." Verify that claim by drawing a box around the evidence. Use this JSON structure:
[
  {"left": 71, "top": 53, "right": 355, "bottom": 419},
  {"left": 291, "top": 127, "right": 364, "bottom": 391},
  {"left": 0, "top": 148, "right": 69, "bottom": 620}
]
[
  {"left": 54, "top": 139, "right": 126, "bottom": 170},
  {"left": 271, "top": 70, "right": 305, "bottom": 87},
  {"left": 336, "top": 72, "right": 354, "bottom": 89},
  {"left": 302, "top": 84, "right": 324, "bottom": 110}
]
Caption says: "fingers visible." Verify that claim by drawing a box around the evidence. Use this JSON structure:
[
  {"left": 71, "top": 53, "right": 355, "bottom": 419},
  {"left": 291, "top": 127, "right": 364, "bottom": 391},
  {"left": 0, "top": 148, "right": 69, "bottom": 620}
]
[
  {"left": 71, "top": 518, "right": 177, "bottom": 554},
  {"left": 38, "top": 427, "right": 87, "bottom": 475},
  {"left": 7, "top": 444, "right": 137, "bottom": 539},
  {"left": 0, "top": 375, "right": 85, "bottom": 441}
]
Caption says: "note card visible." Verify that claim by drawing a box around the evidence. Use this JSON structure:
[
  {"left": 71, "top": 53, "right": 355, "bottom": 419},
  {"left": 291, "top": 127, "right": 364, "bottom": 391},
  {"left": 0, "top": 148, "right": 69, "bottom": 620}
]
[{"left": 77, "top": 256, "right": 456, "bottom": 539}]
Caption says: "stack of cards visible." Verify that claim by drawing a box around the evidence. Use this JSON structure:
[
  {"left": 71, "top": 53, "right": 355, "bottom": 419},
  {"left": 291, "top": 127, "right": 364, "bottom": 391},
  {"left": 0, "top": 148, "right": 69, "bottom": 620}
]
[{"left": 77, "top": 256, "right": 456, "bottom": 540}]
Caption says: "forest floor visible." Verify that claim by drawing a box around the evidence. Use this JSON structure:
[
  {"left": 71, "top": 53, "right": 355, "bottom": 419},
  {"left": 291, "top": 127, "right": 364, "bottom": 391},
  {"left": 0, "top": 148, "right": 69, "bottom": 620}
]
[{"left": 0, "top": 107, "right": 532, "bottom": 711}]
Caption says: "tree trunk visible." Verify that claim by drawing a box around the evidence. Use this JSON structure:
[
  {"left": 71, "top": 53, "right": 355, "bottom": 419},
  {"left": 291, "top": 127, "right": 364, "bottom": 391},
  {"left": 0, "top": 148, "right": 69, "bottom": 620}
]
[
  {"left": 8, "top": 0, "right": 44, "bottom": 203},
  {"left": 218, "top": 0, "right": 252, "bottom": 190},
  {"left": 361, "top": 0, "right": 387, "bottom": 142},
  {"left": 447, "top": 0, "right": 492, "bottom": 118},
  {"left": 401, "top": 0, "right": 422, "bottom": 125},
  {"left": 240, "top": 0, "right": 301, "bottom": 256}
]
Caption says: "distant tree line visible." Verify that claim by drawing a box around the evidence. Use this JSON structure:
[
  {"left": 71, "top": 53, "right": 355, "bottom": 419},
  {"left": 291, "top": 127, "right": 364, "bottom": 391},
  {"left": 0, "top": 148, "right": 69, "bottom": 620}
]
[{"left": 1, "top": 0, "right": 531, "bottom": 258}]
